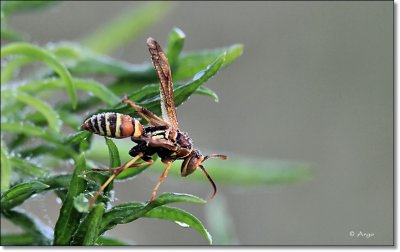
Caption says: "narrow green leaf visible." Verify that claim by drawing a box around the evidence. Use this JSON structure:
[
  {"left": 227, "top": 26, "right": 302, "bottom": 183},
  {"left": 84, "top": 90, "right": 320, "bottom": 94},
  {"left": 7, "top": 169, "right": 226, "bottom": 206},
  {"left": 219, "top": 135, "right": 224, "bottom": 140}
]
[
  {"left": 71, "top": 203, "right": 105, "bottom": 245},
  {"left": 110, "top": 53, "right": 226, "bottom": 116},
  {"left": 104, "top": 137, "right": 121, "bottom": 168},
  {"left": 51, "top": 42, "right": 152, "bottom": 81},
  {"left": 1, "top": 181, "right": 50, "bottom": 210},
  {"left": 0, "top": 56, "right": 33, "bottom": 83},
  {"left": 88, "top": 138, "right": 312, "bottom": 187},
  {"left": 1, "top": 209, "right": 53, "bottom": 245},
  {"left": 174, "top": 44, "right": 244, "bottom": 80},
  {"left": 0, "top": 28, "right": 25, "bottom": 42},
  {"left": 144, "top": 206, "right": 212, "bottom": 244},
  {"left": 16, "top": 78, "right": 120, "bottom": 106},
  {"left": 10, "top": 157, "right": 49, "bottom": 178},
  {"left": 100, "top": 192, "right": 205, "bottom": 234},
  {"left": 166, "top": 27, "right": 186, "bottom": 69},
  {"left": 39, "top": 174, "right": 72, "bottom": 190},
  {"left": 1, "top": 122, "right": 42, "bottom": 137},
  {"left": 1, "top": 122, "right": 62, "bottom": 143},
  {"left": 54, "top": 153, "right": 88, "bottom": 245},
  {"left": 79, "top": 139, "right": 92, "bottom": 154},
  {"left": 101, "top": 137, "right": 121, "bottom": 195},
  {"left": 111, "top": 82, "right": 218, "bottom": 106},
  {"left": 17, "top": 101, "right": 103, "bottom": 131},
  {"left": 1, "top": 1, "right": 58, "bottom": 15},
  {"left": 74, "top": 78, "right": 120, "bottom": 106},
  {"left": 0, "top": 42, "right": 77, "bottom": 108},
  {"left": 102, "top": 43, "right": 242, "bottom": 82},
  {"left": 64, "top": 131, "right": 91, "bottom": 145},
  {"left": 59, "top": 41, "right": 242, "bottom": 86},
  {"left": 12, "top": 90, "right": 62, "bottom": 132},
  {"left": 100, "top": 202, "right": 144, "bottom": 234},
  {"left": 18, "top": 144, "right": 78, "bottom": 161},
  {"left": 204, "top": 158, "right": 313, "bottom": 186},
  {"left": 140, "top": 52, "right": 226, "bottom": 115},
  {"left": 119, "top": 43, "right": 243, "bottom": 82},
  {"left": 96, "top": 236, "right": 130, "bottom": 246},
  {"left": 119, "top": 83, "right": 160, "bottom": 102},
  {"left": 196, "top": 86, "right": 219, "bottom": 102},
  {"left": 151, "top": 192, "right": 207, "bottom": 206},
  {"left": 151, "top": 157, "right": 312, "bottom": 187},
  {"left": 81, "top": 2, "right": 173, "bottom": 54},
  {"left": 5, "top": 174, "right": 71, "bottom": 203},
  {"left": 0, "top": 233, "right": 34, "bottom": 245},
  {"left": 1, "top": 141, "right": 11, "bottom": 192},
  {"left": 173, "top": 53, "right": 225, "bottom": 107},
  {"left": 50, "top": 42, "right": 83, "bottom": 59}
]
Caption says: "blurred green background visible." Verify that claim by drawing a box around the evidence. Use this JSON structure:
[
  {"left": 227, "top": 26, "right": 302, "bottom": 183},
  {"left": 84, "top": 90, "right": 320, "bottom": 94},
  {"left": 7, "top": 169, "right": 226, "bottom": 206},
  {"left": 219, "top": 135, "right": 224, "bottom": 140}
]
[{"left": 2, "top": 1, "right": 393, "bottom": 245}]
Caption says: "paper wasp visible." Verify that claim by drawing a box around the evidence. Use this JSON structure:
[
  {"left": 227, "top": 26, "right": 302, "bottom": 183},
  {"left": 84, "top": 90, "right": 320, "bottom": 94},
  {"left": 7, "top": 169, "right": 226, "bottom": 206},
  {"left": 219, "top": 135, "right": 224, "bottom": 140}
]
[{"left": 81, "top": 38, "right": 227, "bottom": 207}]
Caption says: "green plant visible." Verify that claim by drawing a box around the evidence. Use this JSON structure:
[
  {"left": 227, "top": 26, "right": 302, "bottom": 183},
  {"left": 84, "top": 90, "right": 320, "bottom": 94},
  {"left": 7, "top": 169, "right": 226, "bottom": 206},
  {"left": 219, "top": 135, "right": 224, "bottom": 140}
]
[{"left": 1, "top": 2, "right": 311, "bottom": 245}]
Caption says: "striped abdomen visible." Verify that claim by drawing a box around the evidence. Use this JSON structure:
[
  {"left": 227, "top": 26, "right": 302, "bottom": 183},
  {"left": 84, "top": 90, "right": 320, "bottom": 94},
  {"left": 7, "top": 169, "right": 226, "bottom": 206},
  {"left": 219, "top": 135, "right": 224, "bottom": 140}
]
[{"left": 81, "top": 112, "right": 143, "bottom": 139}]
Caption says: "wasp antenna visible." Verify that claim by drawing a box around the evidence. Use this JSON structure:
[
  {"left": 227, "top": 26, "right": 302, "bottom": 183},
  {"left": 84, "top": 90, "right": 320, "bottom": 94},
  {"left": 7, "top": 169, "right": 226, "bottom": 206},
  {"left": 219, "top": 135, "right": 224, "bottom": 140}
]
[
  {"left": 204, "top": 154, "right": 228, "bottom": 161},
  {"left": 199, "top": 165, "right": 217, "bottom": 200}
]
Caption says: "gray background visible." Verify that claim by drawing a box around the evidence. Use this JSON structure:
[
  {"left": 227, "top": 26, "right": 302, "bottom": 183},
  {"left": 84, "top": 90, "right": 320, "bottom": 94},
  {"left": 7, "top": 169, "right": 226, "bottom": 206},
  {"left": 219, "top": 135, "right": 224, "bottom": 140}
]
[{"left": 2, "top": 1, "right": 393, "bottom": 245}]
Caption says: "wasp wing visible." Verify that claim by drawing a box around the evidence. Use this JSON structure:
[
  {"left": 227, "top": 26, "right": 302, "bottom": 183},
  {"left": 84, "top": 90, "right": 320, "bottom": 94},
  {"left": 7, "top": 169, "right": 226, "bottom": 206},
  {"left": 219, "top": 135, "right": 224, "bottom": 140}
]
[{"left": 147, "top": 37, "right": 179, "bottom": 130}]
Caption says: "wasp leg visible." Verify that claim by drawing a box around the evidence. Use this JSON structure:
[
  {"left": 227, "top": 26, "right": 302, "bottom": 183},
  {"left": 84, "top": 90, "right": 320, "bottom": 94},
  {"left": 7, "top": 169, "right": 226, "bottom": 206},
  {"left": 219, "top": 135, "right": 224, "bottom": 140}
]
[
  {"left": 127, "top": 159, "right": 154, "bottom": 167},
  {"left": 150, "top": 160, "right": 173, "bottom": 202},
  {"left": 122, "top": 96, "right": 169, "bottom": 127},
  {"left": 89, "top": 153, "right": 143, "bottom": 208},
  {"left": 91, "top": 159, "right": 155, "bottom": 172}
]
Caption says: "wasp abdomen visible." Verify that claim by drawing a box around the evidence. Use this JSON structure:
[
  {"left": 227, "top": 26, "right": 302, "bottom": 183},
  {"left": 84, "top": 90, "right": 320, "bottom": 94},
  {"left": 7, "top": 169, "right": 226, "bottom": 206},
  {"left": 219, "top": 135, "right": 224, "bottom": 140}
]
[{"left": 81, "top": 112, "right": 143, "bottom": 138}]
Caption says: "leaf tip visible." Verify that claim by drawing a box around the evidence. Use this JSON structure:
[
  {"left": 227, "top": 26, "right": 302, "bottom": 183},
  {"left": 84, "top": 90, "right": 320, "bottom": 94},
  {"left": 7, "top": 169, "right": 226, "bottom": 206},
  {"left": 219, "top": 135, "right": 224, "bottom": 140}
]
[
  {"left": 32, "top": 181, "right": 51, "bottom": 190},
  {"left": 71, "top": 97, "right": 78, "bottom": 110},
  {"left": 231, "top": 43, "right": 245, "bottom": 52},
  {"left": 172, "top": 27, "right": 186, "bottom": 40}
]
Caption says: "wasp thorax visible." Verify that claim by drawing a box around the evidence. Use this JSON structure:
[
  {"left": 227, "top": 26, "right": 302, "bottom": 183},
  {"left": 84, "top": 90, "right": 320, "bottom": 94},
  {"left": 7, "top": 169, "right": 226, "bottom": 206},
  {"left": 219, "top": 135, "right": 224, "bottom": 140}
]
[
  {"left": 81, "top": 112, "right": 143, "bottom": 139},
  {"left": 181, "top": 150, "right": 204, "bottom": 177},
  {"left": 176, "top": 132, "right": 193, "bottom": 149}
]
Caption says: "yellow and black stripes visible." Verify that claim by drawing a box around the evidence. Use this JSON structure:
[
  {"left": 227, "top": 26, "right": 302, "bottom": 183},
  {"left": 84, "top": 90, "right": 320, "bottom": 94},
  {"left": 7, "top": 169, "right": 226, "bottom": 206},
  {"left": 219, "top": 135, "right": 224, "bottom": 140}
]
[{"left": 81, "top": 112, "right": 143, "bottom": 139}]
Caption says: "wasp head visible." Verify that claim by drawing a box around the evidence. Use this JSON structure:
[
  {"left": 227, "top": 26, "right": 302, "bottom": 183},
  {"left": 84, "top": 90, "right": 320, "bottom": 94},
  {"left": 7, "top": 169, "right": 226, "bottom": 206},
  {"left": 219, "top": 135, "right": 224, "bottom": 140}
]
[{"left": 180, "top": 149, "right": 227, "bottom": 199}]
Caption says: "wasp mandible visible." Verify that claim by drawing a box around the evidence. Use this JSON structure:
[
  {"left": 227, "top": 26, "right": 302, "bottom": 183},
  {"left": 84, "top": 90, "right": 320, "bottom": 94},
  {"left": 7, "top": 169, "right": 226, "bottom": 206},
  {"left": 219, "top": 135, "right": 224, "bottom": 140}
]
[{"left": 81, "top": 38, "right": 227, "bottom": 207}]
